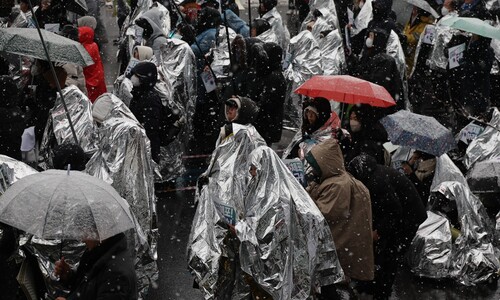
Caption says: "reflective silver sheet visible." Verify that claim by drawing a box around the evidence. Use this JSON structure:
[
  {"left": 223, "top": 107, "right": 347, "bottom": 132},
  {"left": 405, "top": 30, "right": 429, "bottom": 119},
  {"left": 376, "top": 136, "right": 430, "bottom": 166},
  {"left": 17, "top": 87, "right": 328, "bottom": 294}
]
[
  {"left": 427, "top": 12, "right": 458, "bottom": 70},
  {"left": 39, "top": 86, "right": 98, "bottom": 169},
  {"left": 211, "top": 26, "right": 237, "bottom": 78},
  {"left": 284, "top": 30, "right": 323, "bottom": 129},
  {"left": 387, "top": 30, "right": 406, "bottom": 81},
  {"left": 0, "top": 155, "right": 38, "bottom": 194},
  {"left": 85, "top": 93, "right": 158, "bottom": 299},
  {"left": 464, "top": 108, "right": 500, "bottom": 170},
  {"left": 319, "top": 29, "right": 345, "bottom": 75},
  {"left": 408, "top": 211, "right": 453, "bottom": 279},
  {"left": 351, "top": 0, "right": 373, "bottom": 37},
  {"left": 261, "top": 7, "right": 290, "bottom": 52},
  {"left": 188, "top": 124, "right": 343, "bottom": 299},
  {"left": 237, "top": 146, "right": 343, "bottom": 298},
  {"left": 301, "top": 0, "right": 339, "bottom": 32},
  {"left": 256, "top": 28, "right": 280, "bottom": 44}
]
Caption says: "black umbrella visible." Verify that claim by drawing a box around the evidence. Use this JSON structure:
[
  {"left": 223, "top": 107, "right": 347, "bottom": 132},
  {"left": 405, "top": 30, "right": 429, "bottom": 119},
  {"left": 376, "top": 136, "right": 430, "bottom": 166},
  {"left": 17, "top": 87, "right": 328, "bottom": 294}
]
[{"left": 60, "top": 0, "right": 88, "bottom": 16}]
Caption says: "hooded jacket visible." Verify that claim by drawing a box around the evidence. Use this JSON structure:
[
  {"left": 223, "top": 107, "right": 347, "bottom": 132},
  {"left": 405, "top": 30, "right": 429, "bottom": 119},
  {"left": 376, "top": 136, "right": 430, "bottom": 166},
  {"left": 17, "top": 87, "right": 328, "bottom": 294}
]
[
  {"left": 66, "top": 233, "right": 137, "bottom": 300},
  {"left": 0, "top": 76, "right": 26, "bottom": 160},
  {"left": 135, "top": 7, "right": 168, "bottom": 56},
  {"left": 191, "top": 7, "right": 221, "bottom": 58},
  {"left": 79, "top": 26, "right": 106, "bottom": 102},
  {"left": 348, "top": 154, "right": 427, "bottom": 253},
  {"left": 306, "top": 139, "right": 374, "bottom": 281},
  {"left": 129, "top": 62, "right": 163, "bottom": 162}
]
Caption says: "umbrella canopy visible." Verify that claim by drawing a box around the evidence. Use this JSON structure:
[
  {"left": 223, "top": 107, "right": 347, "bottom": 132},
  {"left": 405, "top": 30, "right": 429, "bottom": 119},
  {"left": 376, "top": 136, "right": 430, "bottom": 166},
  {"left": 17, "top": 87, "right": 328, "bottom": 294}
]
[
  {"left": 0, "top": 28, "right": 94, "bottom": 66},
  {"left": 440, "top": 17, "right": 500, "bottom": 40},
  {"left": 0, "top": 170, "right": 135, "bottom": 241},
  {"left": 404, "top": 0, "right": 440, "bottom": 19},
  {"left": 294, "top": 75, "right": 397, "bottom": 108},
  {"left": 380, "top": 110, "right": 456, "bottom": 156}
]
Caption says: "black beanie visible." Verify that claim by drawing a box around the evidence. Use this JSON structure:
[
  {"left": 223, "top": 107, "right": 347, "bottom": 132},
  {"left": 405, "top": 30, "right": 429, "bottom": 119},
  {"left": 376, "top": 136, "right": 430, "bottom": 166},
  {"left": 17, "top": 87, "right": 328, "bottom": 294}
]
[{"left": 131, "top": 61, "right": 158, "bottom": 89}]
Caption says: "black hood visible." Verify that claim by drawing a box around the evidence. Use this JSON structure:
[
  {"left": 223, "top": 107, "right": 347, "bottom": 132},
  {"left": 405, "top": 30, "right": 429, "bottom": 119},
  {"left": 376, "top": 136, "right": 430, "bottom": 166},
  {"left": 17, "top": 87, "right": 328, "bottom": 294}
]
[
  {"left": 366, "top": 27, "right": 389, "bottom": 55},
  {"left": 372, "top": 0, "right": 393, "bottom": 20},
  {"left": 131, "top": 61, "right": 158, "bottom": 89},
  {"left": 226, "top": 96, "right": 260, "bottom": 125},
  {"left": 0, "top": 76, "right": 19, "bottom": 108},
  {"left": 263, "top": 42, "right": 282, "bottom": 72},
  {"left": 248, "top": 42, "right": 269, "bottom": 74},
  {"left": 302, "top": 97, "right": 332, "bottom": 135},
  {"left": 196, "top": 7, "right": 221, "bottom": 34},
  {"left": 347, "top": 153, "right": 378, "bottom": 183}
]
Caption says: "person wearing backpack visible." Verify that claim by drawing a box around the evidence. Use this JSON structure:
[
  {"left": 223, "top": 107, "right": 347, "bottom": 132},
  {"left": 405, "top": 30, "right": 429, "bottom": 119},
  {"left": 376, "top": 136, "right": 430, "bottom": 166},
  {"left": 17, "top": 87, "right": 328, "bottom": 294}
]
[{"left": 129, "top": 61, "right": 163, "bottom": 163}]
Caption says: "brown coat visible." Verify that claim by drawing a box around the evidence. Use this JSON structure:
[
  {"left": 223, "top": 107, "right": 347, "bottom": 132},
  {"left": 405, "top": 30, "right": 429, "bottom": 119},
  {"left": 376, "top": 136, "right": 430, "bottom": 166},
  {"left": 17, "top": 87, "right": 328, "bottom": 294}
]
[{"left": 306, "top": 139, "right": 374, "bottom": 281}]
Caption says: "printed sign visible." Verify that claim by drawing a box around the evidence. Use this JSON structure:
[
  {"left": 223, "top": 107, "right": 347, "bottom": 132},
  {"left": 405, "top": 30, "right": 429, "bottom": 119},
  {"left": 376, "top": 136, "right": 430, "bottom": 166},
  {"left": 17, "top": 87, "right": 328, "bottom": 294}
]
[
  {"left": 124, "top": 58, "right": 139, "bottom": 77},
  {"left": 459, "top": 122, "right": 485, "bottom": 145},
  {"left": 284, "top": 158, "right": 307, "bottom": 187},
  {"left": 135, "top": 26, "right": 144, "bottom": 44},
  {"left": 213, "top": 201, "right": 237, "bottom": 225},
  {"left": 201, "top": 68, "right": 217, "bottom": 93},
  {"left": 448, "top": 43, "right": 466, "bottom": 69},
  {"left": 422, "top": 25, "right": 436, "bottom": 45}
]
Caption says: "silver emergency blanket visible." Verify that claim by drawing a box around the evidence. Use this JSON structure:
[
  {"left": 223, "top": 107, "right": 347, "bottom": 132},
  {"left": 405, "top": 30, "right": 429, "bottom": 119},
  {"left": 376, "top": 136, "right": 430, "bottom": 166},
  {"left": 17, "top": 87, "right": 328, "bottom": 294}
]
[
  {"left": 319, "top": 29, "right": 345, "bottom": 75},
  {"left": 387, "top": 30, "right": 407, "bottom": 81},
  {"left": 464, "top": 107, "right": 500, "bottom": 169},
  {"left": 350, "top": 0, "right": 373, "bottom": 37},
  {"left": 10, "top": 11, "right": 27, "bottom": 28},
  {"left": 188, "top": 124, "right": 266, "bottom": 299},
  {"left": 85, "top": 94, "right": 158, "bottom": 299},
  {"left": 261, "top": 7, "right": 290, "bottom": 52},
  {"left": 0, "top": 155, "right": 38, "bottom": 194},
  {"left": 113, "top": 74, "right": 134, "bottom": 106},
  {"left": 309, "top": 8, "right": 338, "bottom": 41},
  {"left": 436, "top": 181, "right": 500, "bottom": 285},
  {"left": 211, "top": 26, "right": 237, "bottom": 78},
  {"left": 407, "top": 211, "right": 453, "bottom": 279},
  {"left": 467, "top": 159, "right": 500, "bottom": 193},
  {"left": 157, "top": 39, "right": 198, "bottom": 181},
  {"left": 256, "top": 28, "right": 280, "bottom": 44},
  {"left": 410, "top": 153, "right": 500, "bottom": 285},
  {"left": 427, "top": 12, "right": 458, "bottom": 70},
  {"left": 236, "top": 146, "right": 344, "bottom": 298},
  {"left": 39, "top": 86, "right": 98, "bottom": 169},
  {"left": 284, "top": 31, "right": 323, "bottom": 129},
  {"left": 302, "top": 0, "right": 339, "bottom": 31},
  {"left": 188, "top": 125, "right": 343, "bottom": 299}
]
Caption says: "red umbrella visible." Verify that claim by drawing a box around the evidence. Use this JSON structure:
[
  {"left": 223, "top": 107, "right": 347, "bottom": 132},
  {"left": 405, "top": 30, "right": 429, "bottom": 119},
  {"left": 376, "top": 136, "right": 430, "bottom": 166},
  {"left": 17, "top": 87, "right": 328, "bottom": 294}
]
[{"left": 294, "top": 75, "right": 397, "bottom": 108}]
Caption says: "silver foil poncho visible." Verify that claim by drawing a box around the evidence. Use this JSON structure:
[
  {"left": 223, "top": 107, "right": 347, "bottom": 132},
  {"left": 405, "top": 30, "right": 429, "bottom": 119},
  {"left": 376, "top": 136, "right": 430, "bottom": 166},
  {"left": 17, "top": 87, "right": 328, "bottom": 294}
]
[
  {"left": 188, "top": 124, "right": 343, "bottom": 299},
  {"left": 408, "top": 154, "right": 500, "bottom": 285},
  {"left": 237, "top": 146, "right": 343, "bottom": 298},
  {"left": 284, "top": 31, "right": 323, "bottom": 129},
  {"left": 39, "top": 85, "right": 98, "bottom": 168},
  {"left": 85, "top": 94, "right": 158, "bottom": 298},
  {"left": 319, "top": 29, "right": 345, "bottom": 75},
  {"left": 464, "top": 107, "right": 500, "bottom": 169},
  {"left": 261, "top": 7, "right": 290, "bottom": 52}
]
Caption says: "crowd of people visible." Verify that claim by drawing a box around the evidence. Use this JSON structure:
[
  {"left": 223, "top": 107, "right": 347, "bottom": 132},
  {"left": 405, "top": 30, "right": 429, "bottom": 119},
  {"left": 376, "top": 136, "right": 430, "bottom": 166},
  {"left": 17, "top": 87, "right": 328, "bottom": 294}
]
[{"left": 0, "top": 0, "right": 499, "bottom": 299}]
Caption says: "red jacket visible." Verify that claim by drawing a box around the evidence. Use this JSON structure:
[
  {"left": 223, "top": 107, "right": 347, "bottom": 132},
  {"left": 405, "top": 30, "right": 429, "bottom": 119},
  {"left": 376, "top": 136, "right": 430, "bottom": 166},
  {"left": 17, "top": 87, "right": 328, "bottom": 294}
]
[{"left": 79, "top": 26, "right": 106, "bottom": 102}]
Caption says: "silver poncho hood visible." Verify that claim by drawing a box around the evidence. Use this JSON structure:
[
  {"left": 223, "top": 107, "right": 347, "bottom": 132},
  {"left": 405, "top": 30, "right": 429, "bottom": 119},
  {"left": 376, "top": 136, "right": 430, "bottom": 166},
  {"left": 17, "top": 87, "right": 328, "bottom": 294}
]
[{"left": 464, "top": 108, "right": 500, "bottom": 169}]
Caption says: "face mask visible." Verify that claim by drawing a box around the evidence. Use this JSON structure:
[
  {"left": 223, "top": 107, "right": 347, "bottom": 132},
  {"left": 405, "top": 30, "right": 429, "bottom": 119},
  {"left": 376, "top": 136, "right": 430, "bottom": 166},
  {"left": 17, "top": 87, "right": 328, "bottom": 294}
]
[
  {"left": 350, "top": 120, "right": 362, "bottom": 132},
  {"left": 365, "top": 37, "right": 374, "bottom": 48},
  {"left": 441, "top": 7, "right": 449, "bottom": 16},
  {"left": 131, "top": 75, "right": 141, "bottom": 87}
]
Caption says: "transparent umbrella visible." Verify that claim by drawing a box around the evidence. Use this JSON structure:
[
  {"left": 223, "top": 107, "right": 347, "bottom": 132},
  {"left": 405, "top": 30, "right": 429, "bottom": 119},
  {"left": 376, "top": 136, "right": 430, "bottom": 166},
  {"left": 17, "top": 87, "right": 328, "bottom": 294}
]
[{"left": 0, "top": 170, "right": 135, "bottom": 241}]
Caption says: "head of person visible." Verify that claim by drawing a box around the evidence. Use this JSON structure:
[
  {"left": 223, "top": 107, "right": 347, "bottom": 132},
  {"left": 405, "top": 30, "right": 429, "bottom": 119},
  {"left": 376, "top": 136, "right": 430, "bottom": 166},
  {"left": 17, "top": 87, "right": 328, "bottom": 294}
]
[
  {"left": 302, "top": 97, "right": 332, "bottom": 135},
  {"left": 52, "top": 143, "right": 87, "bottom": 171},
  {"left": 77, "top": 15, "right": 97, "bottom": 30},
  {"left": 92, "top": 93, "right": 117, "bottom": 123},
  {"left": 441, "top": 0, "right": 459, "bottom": 16},
  {"left": 224, "top": 96, "right": 259, "bottom": 125},
  {"left": 259, "top": 0, "right": 277, "bottom": 16},
  {"left": 251, "top": 18, "right": 271, "bottom": 37},
  {"left": 195, "top": 7, "right": 221, "bottom": 35},
  {"left": 60, "top": 24, "right": 79, "bottom": 42},
  {"left": 371, "top": 0, "right": 392, "bottom": 20},
  {"left": 365, "top": 27, "right": 389, "bottom": 54},
  {"left": 132, "top": 46, "right": 154, "bottom": 61},
  {"left": 130, "top": 61, "right": 158, "bottom": 90},
  {"left": 40, "top": 0, "right": 51, "bottom": 11},
  {"left": 42, "top": 66, "right": 67, "bottom": 89},
  {"left": 19, "top": 0, "right": 31, "bottom": 13}
]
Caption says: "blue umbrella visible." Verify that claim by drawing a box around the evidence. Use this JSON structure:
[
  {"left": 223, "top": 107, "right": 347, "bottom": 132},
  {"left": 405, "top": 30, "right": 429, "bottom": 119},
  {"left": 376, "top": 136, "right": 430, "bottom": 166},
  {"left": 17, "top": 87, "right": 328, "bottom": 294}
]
[{"left": 380, "top": 110, "right": 456, "bottom": 156}]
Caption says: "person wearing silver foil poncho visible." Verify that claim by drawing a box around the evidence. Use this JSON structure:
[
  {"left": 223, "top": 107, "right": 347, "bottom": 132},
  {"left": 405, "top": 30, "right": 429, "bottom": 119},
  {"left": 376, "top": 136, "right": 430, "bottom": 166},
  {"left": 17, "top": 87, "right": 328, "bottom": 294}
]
[{"left": 188, "top": 96, "right": 344, "bottom": 299}]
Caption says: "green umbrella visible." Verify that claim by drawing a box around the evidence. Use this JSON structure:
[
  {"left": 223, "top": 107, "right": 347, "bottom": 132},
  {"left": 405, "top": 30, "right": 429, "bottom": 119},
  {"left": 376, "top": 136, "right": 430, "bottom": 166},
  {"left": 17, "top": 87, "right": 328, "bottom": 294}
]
[{"left": 440, "top": 16, "right": 500, "bottom": 40}]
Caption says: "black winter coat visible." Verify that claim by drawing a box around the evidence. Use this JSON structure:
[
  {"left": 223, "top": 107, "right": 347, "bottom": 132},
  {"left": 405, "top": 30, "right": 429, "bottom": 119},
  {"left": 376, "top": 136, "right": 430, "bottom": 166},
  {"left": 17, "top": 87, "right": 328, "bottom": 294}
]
[
  {"left": 130, "top": 88, "right": 163, "bottom": 162},
  {"left": 348, "top": 154, "right": 427, "bottom": 253},
  {"left": 0, "top": 106, "right": 26, "bottom": 160},
  {"left": 67, "top": 233, "right": 137, "bottom": 300}
]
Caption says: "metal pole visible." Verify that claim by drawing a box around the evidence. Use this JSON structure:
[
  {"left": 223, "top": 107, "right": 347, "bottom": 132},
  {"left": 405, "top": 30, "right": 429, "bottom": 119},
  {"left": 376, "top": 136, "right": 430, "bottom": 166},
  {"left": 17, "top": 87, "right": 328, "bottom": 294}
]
[
  {"left": 27, "top": 0, "right": 80, "bottom": 146},
  {"left": 247, "top": 0, "right": 252, "bottom": 33}
]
